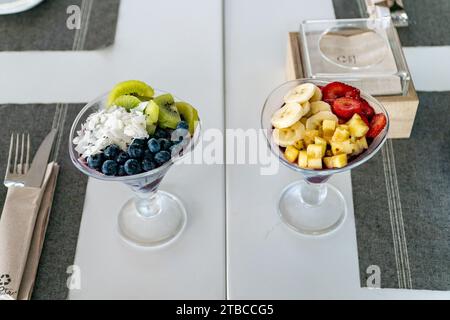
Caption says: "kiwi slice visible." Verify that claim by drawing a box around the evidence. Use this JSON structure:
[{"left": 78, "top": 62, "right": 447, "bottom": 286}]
[
  {"left": 175, "top": 102, "right": 199, "bottom": 135},
  {"left": 112, "top": 95, "right": 141, "bottom": 110},
  {"left": 107, "top": 80, "right": 154, "bottom": 106},
  {"left": 145, "top": 100, "right": 159, "bottom": 124},
  {"left": 153, "top": 94, "right": 181, "bottom": 129},
  {"left": 146, "top": 123, "right": 157, "bottom": 135}
]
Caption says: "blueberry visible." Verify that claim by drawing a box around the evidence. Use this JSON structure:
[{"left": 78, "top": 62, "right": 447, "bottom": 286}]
[
  {"left": 158, "top": 138, "right": 171, "bottom": 151},
  {"left": 142, "top": 159, "right": 156, "bottom": 172},
  {"left": 124, "top": 159, "right": 142, "bottom": 175},
  {"left": 104, "top": 144, "right": 121, "bottom": 159},
  {"left": 176, "top": 121, "right": 189, "bottom": 130},
  {"left": 128, "top": 143, "right": 145, "bottom": 159},
  {"left": 132, "top": 138, "right": 147, "bottom": 146},
  {"left": 115, "top": 151, "right": 129, "bottom": 165},
  {"left": 101, "top": 160, "right": 118, "bottom": 176},
  {"left": 87, "top": 153, "right": 105, "bottom": 170},
  {"left": 143, "top": 149, "right": 154, "bottom": 161},
  {"left": 147, "top": 138, "right": 161, "bottom": 153},
  {"left": 117, "top": 165, "right": 126, "bottom": 176},
  {"left": 154, "top": 151, "right": 171, "bottom": 165},
  {"left": 154, "top": 128, "right": 170, "bottom": 139}
]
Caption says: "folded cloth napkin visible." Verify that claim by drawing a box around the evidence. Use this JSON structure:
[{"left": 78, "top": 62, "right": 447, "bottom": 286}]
[{"left": 0, "top": 162, "right": 59, "bottom": 300}]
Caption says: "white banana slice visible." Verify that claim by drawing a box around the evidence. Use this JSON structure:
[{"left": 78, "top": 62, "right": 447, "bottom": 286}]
[
  {"left": 271, "top": 103, "right": 303, "bottom": 129},
  {"left": 310, "top": 85, "right": 323, "bottom": 102},
  {"left": 283, "top": 83, "right": 316, "bottom": 104},
  {"left": 310, "top": 101, "right": 331, "bottom": 115},
  {"left": 272, "top": 122, "right": 305, "bottom": 147},
  {"left": 306, "top": 111, "right": 338, "bottom": 130},
  {"left": 300, "top": 101, "right": 311, "bottom": 117}
]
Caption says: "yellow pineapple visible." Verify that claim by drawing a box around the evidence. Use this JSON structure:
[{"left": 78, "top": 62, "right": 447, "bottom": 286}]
[
  {"left": 322, "top": 119, "right": 336, "bottom": 137},
  {"left": 323, "top": 157, "right": 333, "bottom": 169},
  {"left": 331, "top": 140, "right": 353, "bottom": 155},
  {"left": 307, "top": 157, "right": 322, "bottom": 169},
  {"left": 332, "top": 127, "right": 350, "bottom": 142},
  {"left": 315, "top": 136, "right": 327, "bottom": 156},
  {"left": 307, "top": 144, "right": 324, "bottom": 158},
  {"left": 293, "top": 140, "right": 304, "bottom": 150},
  {"left": 304, "top": 129, "right": 319, "bottom": 146},
  {"left": 331, "top": 154, "right": 348, "bottom": 168},
  {"left": 284, "top": 145, "right": 299, "bottom": 163},
  {"left": 298, "top": 151, "right": 308, "bottom": 168},
  {"left": 347, "top": 114, "right": 369, "bottom": 138}
]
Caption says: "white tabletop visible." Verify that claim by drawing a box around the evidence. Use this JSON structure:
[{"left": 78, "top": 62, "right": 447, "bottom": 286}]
[{"left": 224, "top": 0, "right": 450, "bottom": 299}]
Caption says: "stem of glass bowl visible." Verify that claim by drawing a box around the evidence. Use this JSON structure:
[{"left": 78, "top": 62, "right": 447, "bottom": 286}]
[
  {"left": 300, "top": 176, "right": 331, "bottom": 207},
  {"left": 134, "top": 190, "right": 162, "bottom": 218}
]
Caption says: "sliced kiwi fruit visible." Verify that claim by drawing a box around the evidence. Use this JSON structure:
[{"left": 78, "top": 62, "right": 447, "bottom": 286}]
[
  {"left": 146, "top": 123, "right": 157, "bottom": 135},
  {"left": 153, "top": 94, "right": 181, "bottom": 129},
  {"left": 175, "top": 102, "right": 199, "bottom": 135},
  {"left": 145, "top": 100, "right": 160, "bottom": 124},
  {"left": 112, "top": 95, "right": 142, "bottom": 110},
  {"left": 107, "top": 80, "right": 154, "bottom": 106}
]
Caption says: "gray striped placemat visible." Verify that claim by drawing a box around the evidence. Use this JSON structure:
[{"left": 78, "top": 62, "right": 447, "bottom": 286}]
[
  {"left": 352, "top": 91, "right": 450, "bottom": 290},
  {"left": 332, "top": 0, "right": 450, "bottom": 46},
  {"left": 0, "top": 103, "right": 87, "bottom": 299},
  {"left": 0, "top": 0, "right": 120, "bottom": 51}
]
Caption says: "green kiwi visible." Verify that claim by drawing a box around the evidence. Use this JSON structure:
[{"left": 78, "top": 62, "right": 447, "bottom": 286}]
[
  {"left": 112, "top": 95, "right": 142, "bottom": 110},
  {"left": 107, "top": 80, "right": 154, "bottom": 106},
  {"left": 153, "top": 93, "right": 175, "bottom": 108},
  {"left": 153, "top": 94, "right": 180, "bottom": 129},
  {"left": 175, "top": 102, "right": 199, "bottom": 135},
  {"left": 145, "top": 100, "right": 160, "bottom": 124},
  {"left": 146, "top": 123, "right": 157, "bottom": 135}
]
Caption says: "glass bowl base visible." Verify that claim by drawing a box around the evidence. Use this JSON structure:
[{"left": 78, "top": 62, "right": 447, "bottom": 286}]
[
  {"left": 278, "top": 181, "right": 347, "bottom": 237},
  {"left": 118, "top": 191, "right": 187, "bottom": 248}
]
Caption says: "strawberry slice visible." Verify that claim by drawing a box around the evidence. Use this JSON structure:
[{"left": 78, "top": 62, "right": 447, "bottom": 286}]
[
  {"left": 359, "top": 98, "right": 375, "bottom": 120},
  {"left": 345, "top": 88, "right": 361, "bottom": 99},
  {"left": 332, "top": 97, "right": 362, "bottom": 120},
  {"left": 359, "top": 113, "right": 370, "bottom": 126},
  {"left": 367, "top": 113, "right": 387, "bottom": 138},
  {"left": 322, "top": 82, "right": 358, "bottom": 103}
]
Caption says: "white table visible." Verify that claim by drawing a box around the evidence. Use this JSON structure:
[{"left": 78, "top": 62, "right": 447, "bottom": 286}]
[{"left": 224, "top": 0, "right": 450, "bottom": 299}]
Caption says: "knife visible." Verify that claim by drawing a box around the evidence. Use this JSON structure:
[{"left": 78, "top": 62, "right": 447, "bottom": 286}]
[{"left": 24, "top": 129, "right": 57, "bottom": 188}]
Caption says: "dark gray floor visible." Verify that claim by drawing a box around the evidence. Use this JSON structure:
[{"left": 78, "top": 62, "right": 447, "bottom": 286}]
[
  {"left": 332, "top": 0, "right": 450, "bottom": 46},
  {"left": 0, "top": 104, "right": 87, "bottom": 299},
  {"left": 352, "top": 92, "right": 450, "bottom": 290}
]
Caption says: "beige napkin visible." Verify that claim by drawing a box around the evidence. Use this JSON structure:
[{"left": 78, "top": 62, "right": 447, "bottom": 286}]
[{"left": 0, "top": 162, "right": 59, "bottom": 300}]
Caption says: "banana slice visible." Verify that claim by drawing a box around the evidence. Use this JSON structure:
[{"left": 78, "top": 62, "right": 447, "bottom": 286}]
[
  {"left": 306, "top": 111, "right": 338, "bottom": 130},
  {"left": 272, "top": 122, "right": 305, "bottom": 147},
  {"left": 310, "top": 101, "right": 331, "bottom": 115},
  {"left": 310, "top": 85, "right": 323, "bottom": 102},
  {"left": 271, "top": 103, "right": 303, "bottom": 129},
  {"left": 301, "top": 101, "right": 311, "bottom": 117},
  {"left": 284, "top": 83, "right": 316, "bottom": 104}
]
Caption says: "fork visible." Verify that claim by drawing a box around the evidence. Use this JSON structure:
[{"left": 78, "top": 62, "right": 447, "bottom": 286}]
[{"left": 4, "top": 133, "right": 30, "bottom": 188}]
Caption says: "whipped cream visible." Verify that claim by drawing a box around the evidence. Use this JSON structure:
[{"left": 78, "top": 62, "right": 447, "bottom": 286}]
[{"left": 73, "top": 106, "right": 149, "bottom": 157}]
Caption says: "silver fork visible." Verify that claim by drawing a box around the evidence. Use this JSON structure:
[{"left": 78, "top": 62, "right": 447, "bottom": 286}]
[{"left": 4, "top": 133, "right": 30, "bottom": 188}]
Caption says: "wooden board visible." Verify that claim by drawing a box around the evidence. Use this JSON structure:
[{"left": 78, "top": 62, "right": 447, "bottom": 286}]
[{"left": 287, "top": 32, "right": 419, "bottom": 139}]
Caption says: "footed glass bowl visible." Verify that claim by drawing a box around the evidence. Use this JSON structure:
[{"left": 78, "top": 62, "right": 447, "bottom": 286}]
[
  {"left": 261, "top": 79, "right": 389, "bottom": 236},
  {"left": 69, "top": 91, "right": 201, "bottom": 248}
]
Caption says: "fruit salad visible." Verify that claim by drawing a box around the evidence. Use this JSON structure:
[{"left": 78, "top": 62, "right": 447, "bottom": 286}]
[
  {"left": 271, "top": 82, "right": 387, "bottom": 170},
  {"left": 73, "top": 80, "right": 199, "bottom": 176}
]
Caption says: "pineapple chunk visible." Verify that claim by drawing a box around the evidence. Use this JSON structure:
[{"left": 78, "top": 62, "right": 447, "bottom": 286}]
[
  {"left": 304, "top": 129, "right": 319, "bottom": 146},
  {"left": 284, "top": 145, "right": 299, "bottom": 163},
  {"left": 332, "top": 127, "right": 350, "bottom": 142},
  {"left": 307, "top": 144, "right": 324, "bottom": 158},
  {"left": 357, "top": 136, "right": 368, "bottom": 149},
  {"left": 323, "top": 157, "right": 334, "bottom": 169},
  {"left": 331, "top": 154, "right": 348, "bottom": 168},
  {"left": 315, "top": 136, "right": 327, "bottom": 156},
  {"left": 338, "top": 124, "right": 349, "bottom": 131},
  {"left": 298, "top": 151, "right": 308, "bottom": 168},
  {"left": 347, "top": 114, "right": 369, "bottom": 138},
  {"left": 307, "top": 157, "right": 323, "bottom": 169},
  {"left": 293, "top": 140, "right": 304, "bottom": 150},
  {"left": 322, "top": 119, "right": 336, "bottom": 137},
  {"left": 331, "top": 140, "right": 353, "bottom": 155}
]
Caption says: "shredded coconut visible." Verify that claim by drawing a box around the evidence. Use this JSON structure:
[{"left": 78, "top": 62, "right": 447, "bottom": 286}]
[{"left": 73, "top": 106, "right": 149, "bottom": 157}]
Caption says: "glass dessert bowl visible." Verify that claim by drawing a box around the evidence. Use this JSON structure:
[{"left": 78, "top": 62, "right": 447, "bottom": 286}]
[
  {"left": 261, "top": 79, "right": 389, "bottom": 236},
  {"left": 69, "top": 81, "right": 201, "bottom": 248}
]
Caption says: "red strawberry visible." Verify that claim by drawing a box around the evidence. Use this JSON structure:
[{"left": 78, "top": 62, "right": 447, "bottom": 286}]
[
  {"left": 345, "top": 88, "right": 361, "bottom": 99},
  {"left": 367, "top": 113, "right": 387, "bottom": 138},
  {"left": 359, "top": 98, "right": 375, "bottom": 120},
  {"left": 322, "top": 82, "right": 358, "bottom": 104},
  {"left": 332, "top": 97, "right": 362, "bottom": 120},
  {"left": 359, "top": 113, "right": 370, "bottom": 126}
]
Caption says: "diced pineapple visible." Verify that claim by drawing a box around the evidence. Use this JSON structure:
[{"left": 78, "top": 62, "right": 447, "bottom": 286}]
[
  {"left": 304, "top": 129, "right": 319, "bottom": 146},
  {"left": 338, "top": 124, "right": 349, "bottom": 131},
  {"left": 284, "top": 145, "right": 299, "bottom": 163},
  {"left": 322, "top": 119, "right": 336, "bottom": 137},
  {"left": 298, "top": 151, "right": 308, "bottom": 168},
  {"left": 323, "top": 157, "right": 334, "bottom": 169},
  {"left": 331, "top": 154, "right": 348, "bottom": 168},
  {"left": 307, "top": 144, "right": 324, "bottom": 158},
  {"left": 293, "top": 140, "right": 304, "bottom": 150},
  {"left": 332, "top": 127, "right": 350, "bottom": 142},
  {"left": 357, "top": 136, "right": 368, "bottom": 149},
  {"left": 331, "top": 140, "right": 353, "bottom": 155},
  {"left": 347, "top": 114, "right": 369, "bottom": 138},
  {"left": 307, "top": 157, "right": 323, "bottom": 169},
  {"left": 315, "top": 136, "right": 327, "bottom": 156}
]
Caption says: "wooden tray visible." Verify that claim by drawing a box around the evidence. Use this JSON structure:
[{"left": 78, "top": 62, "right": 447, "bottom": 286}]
[{"left": 286, "top": 32, "right": 419, "bottom": 139}]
